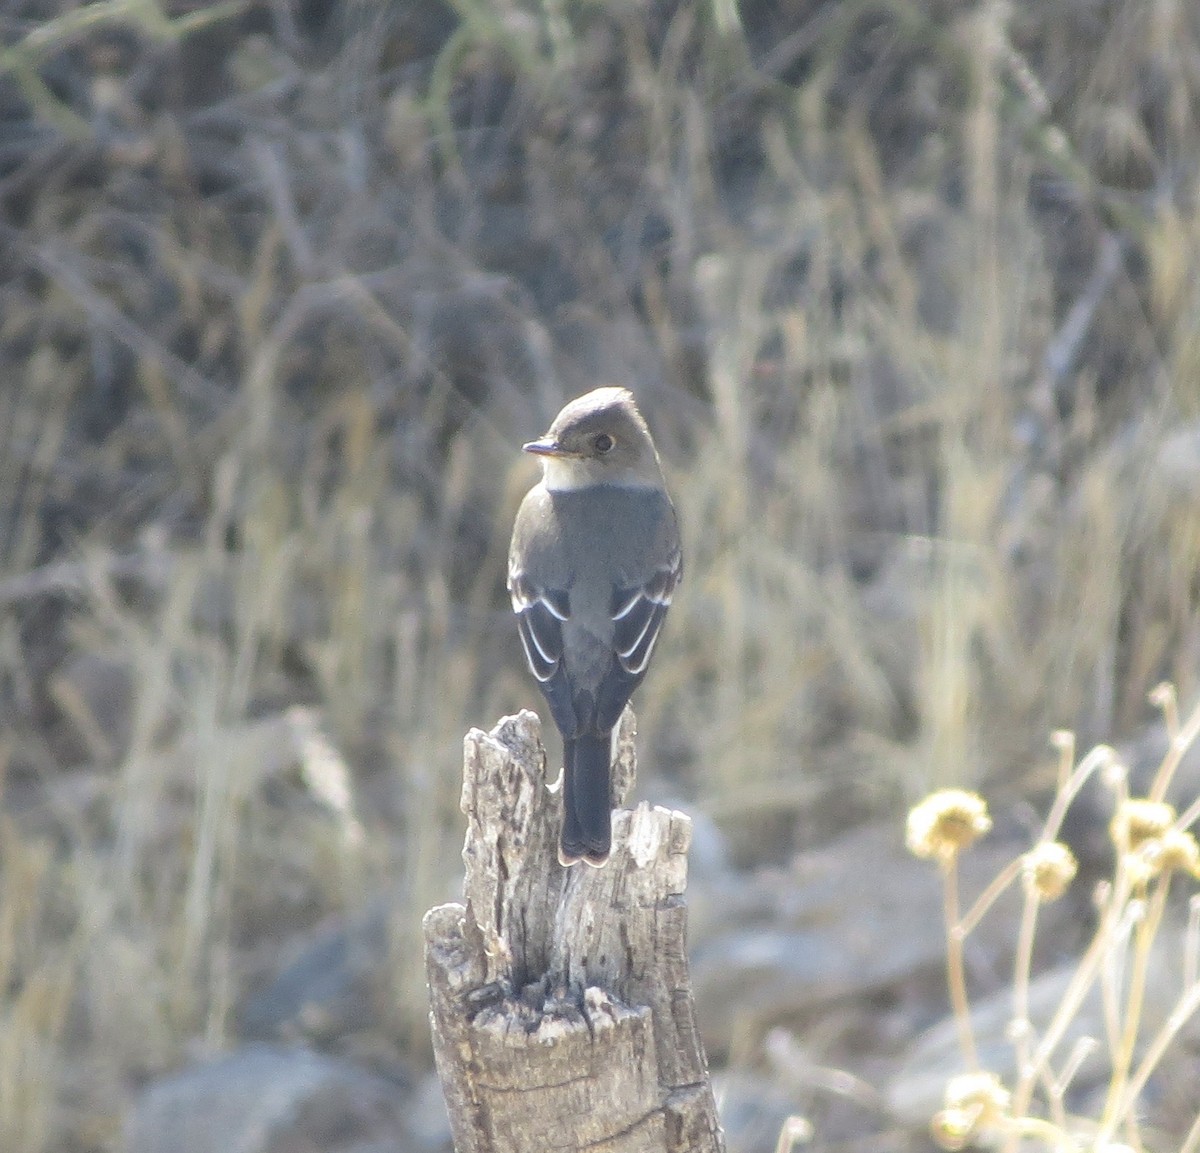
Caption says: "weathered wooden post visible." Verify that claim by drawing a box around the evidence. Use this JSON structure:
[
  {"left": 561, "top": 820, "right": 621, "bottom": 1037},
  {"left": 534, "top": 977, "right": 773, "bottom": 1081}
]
[{"left": 423, "top": 707, "right": 724, "bottom": 1153}]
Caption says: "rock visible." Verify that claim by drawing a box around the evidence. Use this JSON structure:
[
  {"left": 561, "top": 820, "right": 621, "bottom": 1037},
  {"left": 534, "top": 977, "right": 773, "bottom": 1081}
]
[
  {"left": 886, "top": 965, "right": 1094, "bottom": 1126},
  {"left": 237, "top": 906, "right": 388, "bottom": 1044},
  {"left": 714, "top": 1069, "right": 808, "bottom": 1153},
  {"left": 887, "top": 938, "right": 1192, "bottom": 1127},
  {"left": 689, "top": 822, "right": 1063, "bottom": 1056},
  {"left": 122, "top": 1045, "right": 408, "bottom": 1153},
  {"left": 407, "top": 1071, "right": 454, "bottom": 1151}
]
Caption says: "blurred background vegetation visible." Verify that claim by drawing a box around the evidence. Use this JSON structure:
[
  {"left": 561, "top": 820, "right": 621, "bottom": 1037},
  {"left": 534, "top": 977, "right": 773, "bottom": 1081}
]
[{"left": 2, "top": 0, "right": 1200, "bottom": 1149}]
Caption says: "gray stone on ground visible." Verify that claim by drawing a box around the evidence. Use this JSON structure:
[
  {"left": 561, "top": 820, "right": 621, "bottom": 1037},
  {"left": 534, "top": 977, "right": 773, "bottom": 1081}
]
[
  {"left": 122, "top": 1044, "right": 408, "bottom": 1153},
  {"left": 689, "top": 821, "right": 1053, "bottom": 1054},
  {"left": 237, "top": 906, "right": 388, "bottom": 1043}
]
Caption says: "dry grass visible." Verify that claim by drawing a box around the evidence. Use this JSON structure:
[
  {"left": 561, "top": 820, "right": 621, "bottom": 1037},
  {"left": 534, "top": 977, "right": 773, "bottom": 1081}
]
[{"left": 1, "top": 0, "right": 1200, "bottom": 1148}]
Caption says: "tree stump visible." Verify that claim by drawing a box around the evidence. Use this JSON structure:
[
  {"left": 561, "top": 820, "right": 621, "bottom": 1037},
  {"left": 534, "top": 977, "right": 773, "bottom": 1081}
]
[{"left": 423, "top": 707, "right": 725, "bottom": 1153}]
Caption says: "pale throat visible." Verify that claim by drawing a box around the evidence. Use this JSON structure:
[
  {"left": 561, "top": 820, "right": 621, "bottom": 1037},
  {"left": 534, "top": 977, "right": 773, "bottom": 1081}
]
[{"left": 540, "top": 455, "right": 658, "bottom": 492}]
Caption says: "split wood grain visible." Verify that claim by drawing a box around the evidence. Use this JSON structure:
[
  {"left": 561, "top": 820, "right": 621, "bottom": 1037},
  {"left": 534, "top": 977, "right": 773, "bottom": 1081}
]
[{"left": 424, "top": 707, "right": 724, "bottom": 1153}]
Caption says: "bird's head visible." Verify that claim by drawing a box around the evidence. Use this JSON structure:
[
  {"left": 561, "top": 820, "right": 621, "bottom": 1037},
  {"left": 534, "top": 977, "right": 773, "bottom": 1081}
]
[{"left": 524, "top": 387, "right": 663, "bottom": 490}]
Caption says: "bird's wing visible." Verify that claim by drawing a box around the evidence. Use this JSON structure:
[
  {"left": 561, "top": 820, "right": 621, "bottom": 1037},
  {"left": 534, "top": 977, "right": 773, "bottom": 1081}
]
[
  {"left": 508, "top": 571, "right": 569, "bottom": 683},
  {"left": 509, "top": 566, "right": 582, "bottom": 737},
  {"left": 593, "top": 543, "right": 682, "bottom": 730},
  {"left": 610, "top": 545, "right": 681, "bottom": 676}
]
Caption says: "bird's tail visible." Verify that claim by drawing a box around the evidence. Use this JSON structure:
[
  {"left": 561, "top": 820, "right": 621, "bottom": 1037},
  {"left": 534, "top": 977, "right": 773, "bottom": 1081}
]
[{"left": 560, "top": 732, "right": 613, "bottom": 867}]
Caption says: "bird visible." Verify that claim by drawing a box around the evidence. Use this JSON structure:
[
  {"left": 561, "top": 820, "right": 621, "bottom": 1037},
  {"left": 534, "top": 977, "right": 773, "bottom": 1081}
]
[{"left": 508, "top": 387, "right": 682, "bottom": 866}]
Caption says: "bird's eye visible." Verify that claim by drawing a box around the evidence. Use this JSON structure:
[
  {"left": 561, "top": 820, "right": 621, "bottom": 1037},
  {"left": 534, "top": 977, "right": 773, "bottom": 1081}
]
[{"left": 594, "top": 433, "right": 614, "bottom": 454}]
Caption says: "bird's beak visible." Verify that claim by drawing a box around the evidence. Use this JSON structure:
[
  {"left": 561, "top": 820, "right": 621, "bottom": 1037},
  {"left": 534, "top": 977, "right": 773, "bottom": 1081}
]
[{"left": 523, "top": 437, "right": 567, "bottom": 457}]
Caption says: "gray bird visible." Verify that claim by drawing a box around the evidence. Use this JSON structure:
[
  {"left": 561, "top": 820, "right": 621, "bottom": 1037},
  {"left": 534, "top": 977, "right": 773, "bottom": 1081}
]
[{"left": 508, "top": 387, "right": 682, "bottom": 866}]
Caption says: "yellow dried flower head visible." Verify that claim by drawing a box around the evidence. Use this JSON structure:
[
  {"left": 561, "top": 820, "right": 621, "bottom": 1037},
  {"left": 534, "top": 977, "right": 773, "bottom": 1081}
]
[
  {"left": 1123, "top": 854, "right": 1157, "bottom": 889},
  {"left": 930, "top": 1107, "right": 974, "bottom": 1151},
  {"left": 1143, "top": 828, "right": 1200, "bottom": 879},
  {"left": 931, "top": 1072, "right": 1010, "bottom": 1150},
  {"left": 1021, "top": 841, "right": 1077, "bottom": 901},
  {"left": 1110, "top": 798, "right": 1175, "bottom": 856},
  {"left": 907, "top": 790, "right": 992, "bottom": 862},
  {"left": 943, "top": 1070, "right": 1011, "bottom": 1114},
  {"left": 1109, "top": 799, "right": 1200, "bottom": 883}
]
